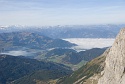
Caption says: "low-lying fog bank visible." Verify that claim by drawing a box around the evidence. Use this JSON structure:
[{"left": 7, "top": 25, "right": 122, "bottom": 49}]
[{"left": 64, "top": 38, "right": 115, "bottom": 51}]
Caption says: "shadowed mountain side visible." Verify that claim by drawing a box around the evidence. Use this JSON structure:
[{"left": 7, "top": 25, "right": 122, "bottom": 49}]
[{"left": 0, "top": 55, "right": 72, "bottom": 84}]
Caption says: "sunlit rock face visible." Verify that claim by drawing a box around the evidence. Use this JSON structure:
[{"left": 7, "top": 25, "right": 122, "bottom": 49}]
[{"left": 98, "top": 28, "right": 125, "bottom": 84}]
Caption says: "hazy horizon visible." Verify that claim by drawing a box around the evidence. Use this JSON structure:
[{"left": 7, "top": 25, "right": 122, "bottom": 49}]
[{"left": 0, "top": 0, "right": 125, "bottom": 26}]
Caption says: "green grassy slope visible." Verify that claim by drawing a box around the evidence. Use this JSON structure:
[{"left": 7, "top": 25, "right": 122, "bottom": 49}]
[{"left": 57, "top": 49, "right": 109, "bottom": 84}]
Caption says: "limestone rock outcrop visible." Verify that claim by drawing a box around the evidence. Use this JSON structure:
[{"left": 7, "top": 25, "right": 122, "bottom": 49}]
[{"left": 98, "top": 28, "right": 125, "bottom": 84}]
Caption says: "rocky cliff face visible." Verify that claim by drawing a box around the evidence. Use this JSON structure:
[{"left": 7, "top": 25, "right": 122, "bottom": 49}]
[{"left": 98, "top": 28, "right": 125, "bottom": 84}]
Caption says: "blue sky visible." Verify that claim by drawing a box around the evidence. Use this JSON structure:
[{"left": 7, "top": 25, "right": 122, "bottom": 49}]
[{"left": 0, "top": 0, "right": 125, "bottom": 26}]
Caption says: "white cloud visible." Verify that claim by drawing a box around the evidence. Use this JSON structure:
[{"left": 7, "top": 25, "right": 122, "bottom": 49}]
[
  {"left": 64, "top": 38, "right": 115, "bottom": 51},
  {"left": 1, "top": 50, "right": 29, "bottom": 56}
]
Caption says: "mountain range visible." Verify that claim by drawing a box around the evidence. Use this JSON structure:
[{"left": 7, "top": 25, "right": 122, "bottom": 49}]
[
  {"left": 0, "top": 31, "right": 107, "bottom": 70},
  {"left": 0, "top": 24, "right": 125, "bottom": 38},
  {"left": 0, "top": 32, "right": 76, "bottom": 50},
  {"left": 1, "top": 26, "right": 125, "bottom": 84}
]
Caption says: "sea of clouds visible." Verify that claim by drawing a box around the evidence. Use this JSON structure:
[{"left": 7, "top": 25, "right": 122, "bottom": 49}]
[{"left": 64, "top": 38, "right": 115, "bottom": 51}]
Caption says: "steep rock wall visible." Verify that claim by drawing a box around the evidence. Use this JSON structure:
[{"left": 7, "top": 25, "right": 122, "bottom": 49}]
[{"left": 98, "top": 28, "right": 125, "bottom": 84}]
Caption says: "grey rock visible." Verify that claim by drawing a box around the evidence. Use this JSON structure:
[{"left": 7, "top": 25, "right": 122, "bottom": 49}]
[{"left": 98, "top": 28, "right": 125, "bottom": 84}]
